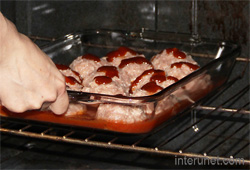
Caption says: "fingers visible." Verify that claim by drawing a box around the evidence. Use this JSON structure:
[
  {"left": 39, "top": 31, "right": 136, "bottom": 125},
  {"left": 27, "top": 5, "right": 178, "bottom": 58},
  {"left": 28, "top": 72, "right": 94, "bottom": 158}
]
[
  {"left": 49, "top": 81, "right": 69, "bottom": 115},
  {"left": 1, "top": 87, "right": 69, "bottom": 114},
  {"left": 49, "top": 90, "right": 69, "bottom": 115}
]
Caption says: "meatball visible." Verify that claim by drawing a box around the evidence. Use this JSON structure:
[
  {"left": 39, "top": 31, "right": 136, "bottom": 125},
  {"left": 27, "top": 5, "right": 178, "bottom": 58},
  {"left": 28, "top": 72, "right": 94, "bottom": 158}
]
[
  {"left": 151, "top": 48, "right": 200, "bottom": 79},
  {"left": 119, "top": 56, "right": 153, "bottom": 89},
  {"left": 105, "top": 46, "right": 142, "bottom": 67},
  {"left": 82, "top": 76, "right": 126, "bottom": 95},
  {"left": 64, "top": 103, "right": 87, "bottom": 117},
  {"left": 56, "top": 64, "right": 82, "bottom": 83},
  {"left": 64, "top": 76, "right": 83, "bottom": 91},
  {"left": 56, "top": 64, "right": 83, "bottom": 91},
  {"left": 155, "top": 94, "right": 180, "bottom": 115},
  {"left": 81, "top": 65, "right": 127, "bottom": 95},
  {"left": 132, "top": 82, "right": 163, "bottom": 97},
  {"left": 168, "top": 62, "right": 200, "bottom": 80},
  {"left": 70, "top": 54, "right": 105, "bottom": 79},
  {"left": 81, "top": 65, "right": 126, "bottom": 96},
  {"left": 96, "top": 104, "right": 149, "bottom": 124},
  {"left": 129, "top": 69, "right": 178, "bottom": 97}
]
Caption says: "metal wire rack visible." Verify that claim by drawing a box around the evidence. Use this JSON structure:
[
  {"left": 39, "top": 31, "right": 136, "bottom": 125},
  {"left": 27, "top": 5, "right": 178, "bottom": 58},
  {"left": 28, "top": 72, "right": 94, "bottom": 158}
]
[{"left": 1, "top": 36, "right": 249, "bottom": 166}]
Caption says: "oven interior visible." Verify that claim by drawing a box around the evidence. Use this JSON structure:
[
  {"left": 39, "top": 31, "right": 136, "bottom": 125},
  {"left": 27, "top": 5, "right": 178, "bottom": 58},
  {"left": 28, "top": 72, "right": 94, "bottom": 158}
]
[{"left": 0, "top": 1, "right": 249, "bottom": 169}]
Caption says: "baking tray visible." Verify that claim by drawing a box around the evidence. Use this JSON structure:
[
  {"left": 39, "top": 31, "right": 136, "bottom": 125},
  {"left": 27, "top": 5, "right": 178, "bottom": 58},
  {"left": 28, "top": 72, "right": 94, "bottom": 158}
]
[{"left": 0, "top": 30, "right": 240, "bottom": 134}]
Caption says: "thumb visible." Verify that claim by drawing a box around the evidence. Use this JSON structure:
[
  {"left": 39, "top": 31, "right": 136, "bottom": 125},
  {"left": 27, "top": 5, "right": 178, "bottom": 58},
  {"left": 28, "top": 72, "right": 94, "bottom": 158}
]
[{"left": 49, "top": 88, "right": 69, "bottom": 115}]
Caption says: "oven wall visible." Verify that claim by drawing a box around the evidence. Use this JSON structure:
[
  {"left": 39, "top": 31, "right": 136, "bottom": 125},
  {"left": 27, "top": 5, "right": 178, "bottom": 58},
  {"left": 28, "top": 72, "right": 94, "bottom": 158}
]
[{"left": 1, "top": 1, "right": 248, "bottom": 59}]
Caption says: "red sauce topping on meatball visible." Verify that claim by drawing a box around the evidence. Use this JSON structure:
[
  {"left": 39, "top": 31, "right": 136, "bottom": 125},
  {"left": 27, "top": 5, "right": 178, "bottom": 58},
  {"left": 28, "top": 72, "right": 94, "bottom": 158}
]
[
  {"left": 82, "top": 54, "right": 100, "bottom": 62},
  {"left": 129, "top": 69, "right": 153, "bottom": 93},
  {"left": 166, "top": 76, "right": 179, "bottom": 82},
  {"left": 107, "top": 46, "right": 137, "bottom": 62},
  {"left": 150, "top": 70, "right": 166, "bottom": 83},
  {"left": 97, "top": 66, "right": 119, "bottom": 78},
  {"left": 129, "top": 69, "right": 166, "bottom": 94},
  {"left": 56, "top": 64, "right": 70, "bottom": 70},
  {"left": 94, "top": 76, "right": 112, "bottom": 85},
  {"left": 166, "top": 48, "right": 186, "bottom": 59},
  {"left": 118, "top": 56, "right": 152, "bottom": 69},
  {"left": 171, "top": 62, "right": 200, "bottom": 71},
  {"left": 141, "top": 82, "right": 163, "bottom": 94},
  {"left": 56, "top": 64, "right": 82, "bottom": 83},
  {"left": 72, "top": 71, "right": 82, "bottom": 82},
  {"left": 65, "top": 76, "right": 81, "bottom": 85}
]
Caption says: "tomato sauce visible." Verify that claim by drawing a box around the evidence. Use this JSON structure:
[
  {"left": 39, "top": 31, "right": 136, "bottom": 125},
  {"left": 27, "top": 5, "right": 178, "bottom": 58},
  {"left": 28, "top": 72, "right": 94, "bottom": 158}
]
[
  {"left": 166, "top": 48, "right": 186, "bottom": 59},
  {"left": 119, "top": 57, "right": 152, "bottom": 69},
  {"left": 171, "top": 62, "right": 200, "bottom": 71},
  {"left": 56, "top": 64, "right": 70, "bottom": 70},
  {"left": 94, "top": 76, "right": 112, "bottom": 85},
  {"left": 82, "top": 54, "right": 100, "bottom": 62},
  {"left": 129, "top": 69, "right": 166, "bottom": 94},
  {"left": 0, "top": 104, "right": 183, "bottom": 134},
  {"left": 166, "top": 76, "right": 179, "bottom": 82},
  {"left": 150, "top": 70, "right": 166, "bottom": 83},
  {"left": 97, "top": 66, "right": 119, "bottom": 78},
  {"left": 141, "top": 82, "right": 163, "bottom": 94},
  {"left": 56, "top": 64, "right": 82, "bottom": 83},
  {"left": 65, "top": 76, "right": 81, "bottom": 85},
  {"left": 106, "top": 46, "right": 137, "bottom": 62}
]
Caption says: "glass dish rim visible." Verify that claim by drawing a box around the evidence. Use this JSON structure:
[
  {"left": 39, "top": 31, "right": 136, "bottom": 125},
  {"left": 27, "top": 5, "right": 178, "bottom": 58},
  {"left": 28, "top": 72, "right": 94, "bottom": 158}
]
[{"left": 42, "top": 29, "right": 241, "bottom": 104}]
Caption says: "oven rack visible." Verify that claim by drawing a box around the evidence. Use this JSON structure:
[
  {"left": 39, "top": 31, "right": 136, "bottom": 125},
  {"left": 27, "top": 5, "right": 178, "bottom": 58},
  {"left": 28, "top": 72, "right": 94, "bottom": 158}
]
[{"left": 1, "top": 36, "right": 249, "bottom": 165}]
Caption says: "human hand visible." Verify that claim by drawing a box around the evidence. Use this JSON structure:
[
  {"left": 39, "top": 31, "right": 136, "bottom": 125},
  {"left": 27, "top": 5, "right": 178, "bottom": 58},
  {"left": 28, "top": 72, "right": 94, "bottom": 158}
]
[{"left": 0, "top": 13, "right": 69, "bottom": 115}]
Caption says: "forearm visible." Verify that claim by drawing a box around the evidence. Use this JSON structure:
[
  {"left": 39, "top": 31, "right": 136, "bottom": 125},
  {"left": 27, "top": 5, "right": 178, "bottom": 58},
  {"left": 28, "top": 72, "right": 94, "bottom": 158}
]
[
  {"left": 0, "top": 12, "right": 22, "bottom": 61},
  {"left": 0, "top": 12, "right": 8, "bottom": 41},
  {"left": 0, "top": 12, "right": 8, "bottom": 60}
]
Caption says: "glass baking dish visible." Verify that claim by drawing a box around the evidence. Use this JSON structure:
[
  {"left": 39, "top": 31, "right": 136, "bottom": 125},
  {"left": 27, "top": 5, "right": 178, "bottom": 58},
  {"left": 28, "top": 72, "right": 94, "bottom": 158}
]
[{"left": 0, "top": 30, "right": 240, "bottom": 134}]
